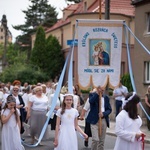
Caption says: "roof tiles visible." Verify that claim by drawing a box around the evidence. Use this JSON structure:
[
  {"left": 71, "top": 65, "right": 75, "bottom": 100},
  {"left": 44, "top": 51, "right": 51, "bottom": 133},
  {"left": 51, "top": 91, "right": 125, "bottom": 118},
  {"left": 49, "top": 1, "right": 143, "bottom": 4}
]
[{"left": 46, "top": 0, "right": 135, "bottom": 32}]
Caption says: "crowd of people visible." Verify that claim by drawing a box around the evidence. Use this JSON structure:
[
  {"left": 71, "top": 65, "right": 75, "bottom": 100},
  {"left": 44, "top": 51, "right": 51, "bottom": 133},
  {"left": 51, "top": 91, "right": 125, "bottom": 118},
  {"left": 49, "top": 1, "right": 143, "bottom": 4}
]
[
  {"left": 0, "top": 79, "right": 149, "bottom": 150},
  {"left": 0, "top": 80, "right": 85, "bottom": 150}
]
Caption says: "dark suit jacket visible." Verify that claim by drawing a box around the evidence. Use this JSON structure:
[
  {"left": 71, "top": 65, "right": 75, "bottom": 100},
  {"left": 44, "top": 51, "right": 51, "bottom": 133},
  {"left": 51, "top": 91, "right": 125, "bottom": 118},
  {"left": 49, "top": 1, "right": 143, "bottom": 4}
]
[{"left": 86, "top": 92, "right": 112, "bottom": 127}]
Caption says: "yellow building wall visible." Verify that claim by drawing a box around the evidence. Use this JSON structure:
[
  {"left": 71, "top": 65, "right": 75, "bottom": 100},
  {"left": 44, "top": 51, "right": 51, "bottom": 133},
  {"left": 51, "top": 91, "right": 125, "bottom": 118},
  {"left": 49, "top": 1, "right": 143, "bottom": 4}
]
[
  {"left": 31, "top": 7, "right": 135, "bottom": 87},
  {"left": 133, "top": 2, "right": 150, "bottom": 97}
]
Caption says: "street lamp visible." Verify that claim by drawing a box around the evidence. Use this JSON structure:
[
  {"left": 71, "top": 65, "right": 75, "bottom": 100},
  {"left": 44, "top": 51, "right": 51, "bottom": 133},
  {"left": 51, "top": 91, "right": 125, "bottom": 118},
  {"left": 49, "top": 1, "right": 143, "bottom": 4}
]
[{"left": 1, "top": 14, "right": 8, "bottom": 69}]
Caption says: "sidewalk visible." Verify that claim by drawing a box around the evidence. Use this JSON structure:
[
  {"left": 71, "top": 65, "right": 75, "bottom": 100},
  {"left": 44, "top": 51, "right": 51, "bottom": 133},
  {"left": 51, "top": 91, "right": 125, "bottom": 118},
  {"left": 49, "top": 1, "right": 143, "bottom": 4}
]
[{"left": 78, "top": 120, "right": 150, "bottom": 144}]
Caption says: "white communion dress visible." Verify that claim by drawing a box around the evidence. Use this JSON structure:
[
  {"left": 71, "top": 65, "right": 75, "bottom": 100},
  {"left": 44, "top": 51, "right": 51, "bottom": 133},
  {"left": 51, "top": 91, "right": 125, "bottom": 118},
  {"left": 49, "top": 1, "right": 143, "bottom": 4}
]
[
  {"left": 54, "top": 108, "right": 79, "bottom": 150},
  {"left": 1, "top": 108, "right": 23, "bottom": 150},
  {"left": 114, "top": 110, "right": 142, "bottom": 150}
]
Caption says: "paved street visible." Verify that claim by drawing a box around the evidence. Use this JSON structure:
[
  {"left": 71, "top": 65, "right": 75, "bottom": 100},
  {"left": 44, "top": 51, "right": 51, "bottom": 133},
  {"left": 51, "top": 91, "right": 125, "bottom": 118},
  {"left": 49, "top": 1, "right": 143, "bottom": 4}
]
[
  {"left": 0, "top": 124, "right": 150, "bottom": 150},
  {"left": 21, "top": 126, "right": 150, "bottom": 150}
]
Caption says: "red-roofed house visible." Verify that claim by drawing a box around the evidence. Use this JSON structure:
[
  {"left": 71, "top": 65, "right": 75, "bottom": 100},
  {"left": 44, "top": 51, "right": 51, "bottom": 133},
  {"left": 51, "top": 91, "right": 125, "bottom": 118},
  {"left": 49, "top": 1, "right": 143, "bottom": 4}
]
[{"left": 31, "top": 0, "right": 135, "bottom": 87}]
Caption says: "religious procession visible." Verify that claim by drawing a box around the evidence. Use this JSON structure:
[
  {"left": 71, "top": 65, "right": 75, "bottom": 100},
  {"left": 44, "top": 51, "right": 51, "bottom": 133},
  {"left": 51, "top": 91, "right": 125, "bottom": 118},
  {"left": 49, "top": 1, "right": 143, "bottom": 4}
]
[
  {"left": 0, "top": 0, "right": 150, "bottom": 150},
  {"left": 0, "top": 79, "right": 150, "bottom": 150}
]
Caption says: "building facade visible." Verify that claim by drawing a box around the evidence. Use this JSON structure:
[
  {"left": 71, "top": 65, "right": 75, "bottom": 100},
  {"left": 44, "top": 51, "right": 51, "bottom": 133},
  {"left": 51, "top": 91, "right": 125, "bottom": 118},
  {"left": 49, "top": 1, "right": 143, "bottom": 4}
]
[
  {"left": 132, "top": 0, "right": 150, "bottom": 97},
  {"left": 31, "top": 0, "right": 135, "bottom": 87},
  {"left": 0, "top": 15, "right": 12, "bottom": 44},
  {"left": 0, "top": 15, "right": 12, "bottom": 72}
]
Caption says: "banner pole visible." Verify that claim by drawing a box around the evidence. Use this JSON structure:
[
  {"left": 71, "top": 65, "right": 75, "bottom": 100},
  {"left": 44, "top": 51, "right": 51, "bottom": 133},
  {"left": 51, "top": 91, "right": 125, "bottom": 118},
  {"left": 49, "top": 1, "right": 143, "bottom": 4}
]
[
  {"left": 99, "top": 0, "right": 102, "bottom": 19},
  {"left": 99, "top": 91, "right": 102, "bottom": 136},
  {"left": 99, "top": 0, "right": 102, "bottom": 136}
]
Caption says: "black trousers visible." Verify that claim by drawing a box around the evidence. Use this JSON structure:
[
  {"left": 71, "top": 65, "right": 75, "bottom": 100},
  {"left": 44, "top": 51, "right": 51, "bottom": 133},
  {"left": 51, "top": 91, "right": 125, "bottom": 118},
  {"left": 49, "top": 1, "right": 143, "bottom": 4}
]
[
  {"left": 84, "top": 121, "right": 92, "bottom": 137},
  {"left": 49, "top": 114, "right": 57, "bottom": 130}
]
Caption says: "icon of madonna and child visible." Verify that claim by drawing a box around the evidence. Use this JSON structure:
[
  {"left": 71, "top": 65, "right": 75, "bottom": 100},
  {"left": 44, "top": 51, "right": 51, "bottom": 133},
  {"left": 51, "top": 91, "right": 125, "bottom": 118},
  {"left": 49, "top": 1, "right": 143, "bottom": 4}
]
[{"left": 89, "top": 39, "right": 110, "bottom": 66}]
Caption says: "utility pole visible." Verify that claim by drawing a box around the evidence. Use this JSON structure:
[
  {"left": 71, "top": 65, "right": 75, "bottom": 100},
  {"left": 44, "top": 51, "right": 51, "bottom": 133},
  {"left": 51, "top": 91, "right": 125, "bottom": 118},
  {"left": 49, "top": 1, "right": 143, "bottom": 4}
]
[
  {"left": 99, "top": 0, "right": 102, "bottom": 19},
  {"left": 1, "top": 14, "right": 8, "bottom": 70},
  {"left": 105, "top": 0, "right": 110, "bottom": 19}
]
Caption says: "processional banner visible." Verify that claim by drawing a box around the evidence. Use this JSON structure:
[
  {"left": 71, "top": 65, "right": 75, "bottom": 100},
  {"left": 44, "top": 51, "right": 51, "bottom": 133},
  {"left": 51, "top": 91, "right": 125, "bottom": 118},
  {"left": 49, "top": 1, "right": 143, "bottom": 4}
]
[{"left": 77, "top": 19, "right": 123, "bottom": 89}]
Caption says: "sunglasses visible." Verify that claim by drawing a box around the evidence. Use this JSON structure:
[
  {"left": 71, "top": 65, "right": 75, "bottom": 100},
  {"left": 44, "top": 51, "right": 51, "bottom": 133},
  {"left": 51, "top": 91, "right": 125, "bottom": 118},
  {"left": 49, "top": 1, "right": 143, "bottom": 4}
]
[{"left": 13, "top": 89, "right": 19, "bottom": 92}]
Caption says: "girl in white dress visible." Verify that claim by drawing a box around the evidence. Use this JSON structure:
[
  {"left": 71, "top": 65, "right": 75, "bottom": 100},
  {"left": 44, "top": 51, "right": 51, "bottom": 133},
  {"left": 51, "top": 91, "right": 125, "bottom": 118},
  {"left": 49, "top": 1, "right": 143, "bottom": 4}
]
[
  {"left": 114, "top": 92, "right": 145, "bottom": 150},
  {"left": 1, "top": 95, "right": 23, "bottom": 150},
  {"left": 54, "top": 93, "right": 88, "bottom": 150}
]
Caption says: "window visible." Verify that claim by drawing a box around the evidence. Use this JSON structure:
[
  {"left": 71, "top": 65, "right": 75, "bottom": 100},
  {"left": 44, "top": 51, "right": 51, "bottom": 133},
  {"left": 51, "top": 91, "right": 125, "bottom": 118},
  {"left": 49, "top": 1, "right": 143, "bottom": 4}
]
[
  {"left": 120, "top": 62, "right": 125, "bottom": 77},
  {"left": 144, "top": 61, "right": 150, "bottom": 83},
  {"left": 146, "top": 12, "right": 150, "bottom": 33},
  {"left": 1, "top": 28, "right": 3, "bottom": 32},
  {"left": 1, "top": 36, "right": 3, "bottom": 39}
]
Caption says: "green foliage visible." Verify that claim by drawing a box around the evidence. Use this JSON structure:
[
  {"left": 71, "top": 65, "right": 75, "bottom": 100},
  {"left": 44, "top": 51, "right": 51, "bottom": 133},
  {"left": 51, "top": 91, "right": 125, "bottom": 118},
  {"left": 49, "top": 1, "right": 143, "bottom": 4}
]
[
  {"left": 0, "top": 64, "right": 49, "bottom": 84},
  {"left": 16, "top": 66, "right": 49, "bottom": 84},
  {"left": 108, "top": 88, "right": 113, "bottom": 96},
  {"left": 30, "top": 26, "right": 46, "bottom": 69},
  {"left": 13, "top": 0, "right": 58, "bottom": 59},
  {"left": 22, "top": 0, "right": 58, "bottom": 28},
  {"left": 44, "top": 34, "right": 64, "bottom": 79},
  {"left": 6, "top": 43, "right": 27, "bottom": 65},
  {"left": 0, "top": 42, "right": 49, "bottom": 84},
  {"left": 30, "top": 27, "right": 64, "bottom": 80},
  {"left": 81, "top": 87, "right": 91, "bottom": 93},
  {"left": 1, "top": 26, "right": 64, "bottom": 84},
  {"left": 13, "top": 0, "right": 58, "bottom": 30},
  {"left": 121, "top": 74, "right": 133, "bottom": 92},
  {"left": 0, "top": 44, "right": 4, "bottom": 59}
]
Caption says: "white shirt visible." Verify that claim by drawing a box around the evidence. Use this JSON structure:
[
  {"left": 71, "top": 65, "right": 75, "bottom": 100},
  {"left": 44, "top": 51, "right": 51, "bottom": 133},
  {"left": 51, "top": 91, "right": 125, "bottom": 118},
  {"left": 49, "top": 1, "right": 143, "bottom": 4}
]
[
  {"left": 0, "top": 91, "right": 3, "bottom": 101},
  {"left": 113, "top": 85, "right": 128, "bottom": 101},
  {"left": 22, "top": 93, "right": 29, "bottom": 107},
  {"left": 29, "top": 95, "right": 48, "bottom": 111},
  {"left": 83, "top": 98, "right": 90, "bottom": 118},
  {"left": 13, "top": 95, "right": 20, "bottom": 105},
  {"left": 48, "top": 93, "right": 60, "bottom": 109},
  {"left": 1, "top": 93, "right": 9, "bottom": 108},
  {"left": 73, "top": 95, "right": 79, "bottom": 109},
  {"left": 101, "top": 97, "right": 105, "bottom": 113}
]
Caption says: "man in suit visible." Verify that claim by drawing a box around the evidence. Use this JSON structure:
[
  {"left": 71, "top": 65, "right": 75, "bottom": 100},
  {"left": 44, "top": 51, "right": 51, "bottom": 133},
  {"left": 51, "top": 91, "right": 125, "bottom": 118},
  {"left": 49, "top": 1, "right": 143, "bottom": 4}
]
[{"left": 86, "top": 86, "right": 112, "bottom": 150}]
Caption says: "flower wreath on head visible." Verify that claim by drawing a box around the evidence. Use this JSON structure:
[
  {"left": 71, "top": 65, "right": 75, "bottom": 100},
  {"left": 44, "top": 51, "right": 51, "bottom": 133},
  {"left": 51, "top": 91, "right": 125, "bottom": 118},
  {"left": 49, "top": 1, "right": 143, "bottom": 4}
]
[
  {"left": 63, "top": 93, "right": 74, "bottom": 97},
  {"left": 122, "top": 92, "right": 136, "bottom": 107}
]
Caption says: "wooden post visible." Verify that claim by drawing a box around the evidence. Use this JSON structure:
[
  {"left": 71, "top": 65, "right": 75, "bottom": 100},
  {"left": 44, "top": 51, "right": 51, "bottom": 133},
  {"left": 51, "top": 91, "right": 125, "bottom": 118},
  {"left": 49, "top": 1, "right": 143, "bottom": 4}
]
[
  {"left": 98, "top": 0, "right": 102, "bottom": 135},
  {"left": 98, "top": 88, "right": 102, "bottom": 136},
  {"left": 99, "top": 0, "right": 102, "bottom": 19}
]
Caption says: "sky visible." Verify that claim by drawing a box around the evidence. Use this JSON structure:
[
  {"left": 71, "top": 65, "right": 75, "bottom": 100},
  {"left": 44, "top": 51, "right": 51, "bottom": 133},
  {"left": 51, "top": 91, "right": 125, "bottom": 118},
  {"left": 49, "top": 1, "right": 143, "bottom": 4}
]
[{"left": 0, "top": 0, "right": 70, "bottom": 42}]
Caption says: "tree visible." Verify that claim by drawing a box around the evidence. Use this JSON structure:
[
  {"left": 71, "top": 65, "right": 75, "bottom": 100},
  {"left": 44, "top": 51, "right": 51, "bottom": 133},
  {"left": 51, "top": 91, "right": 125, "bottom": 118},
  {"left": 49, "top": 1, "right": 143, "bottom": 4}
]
[
  {"left": 30, "top": 26, "right": 64, "bottom": 80},
  {"left": 13, "top": 0, "right": 58, "bottom": 60},
  {"left": 121, "top": 74, "right": 133, "bottom": 92},
  {"left": 30, "top": 26, "right": 46, "bottom": 69},
  {"left": 22, "top": 0, "right": 58, "bottom": 28},
  {"left": 0, "top": 44, "right": 4, "bottom": 59},
  {"left": 45, "top": 35, "right": 64, "bottom": 79},
  {"left": 13, "top": 0, "right": 58, "bottom": 32},
  {"left": 0, "top": 64, "right": 49, "bottom": 84}
]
